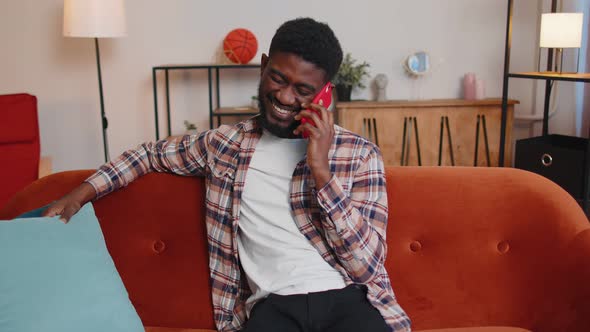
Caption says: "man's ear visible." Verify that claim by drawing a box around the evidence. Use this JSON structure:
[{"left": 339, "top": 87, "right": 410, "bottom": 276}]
[{"left": 260, "top": 54, "right": 269, "bottom": 75}]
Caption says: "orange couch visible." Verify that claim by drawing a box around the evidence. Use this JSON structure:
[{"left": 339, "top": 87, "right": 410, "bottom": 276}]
[{"left": 1, "top": 167, "right": 589, "bottom": 332}]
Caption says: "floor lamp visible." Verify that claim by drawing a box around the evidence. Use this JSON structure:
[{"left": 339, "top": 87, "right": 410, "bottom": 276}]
[{"left": 63, "top": 0, "right": 127, "bottom": 163}]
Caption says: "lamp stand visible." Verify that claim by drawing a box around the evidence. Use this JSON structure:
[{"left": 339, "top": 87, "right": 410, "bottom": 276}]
[
  {"left": 538, "top": 48, "right": 580, "bottom": 75},
  {"left": 555, "top": 48, "right": 580, "bottom": 74},
  {"left": 557, "top": 48, "right": 563, "bottom": 73},
  {"left": 94, "top": 37, "right": 110, "bottom": 162}
]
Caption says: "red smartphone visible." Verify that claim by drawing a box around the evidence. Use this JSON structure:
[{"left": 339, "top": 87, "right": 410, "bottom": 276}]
[{"left": 301, "top": 82, "right": 334, "bottom": 138}]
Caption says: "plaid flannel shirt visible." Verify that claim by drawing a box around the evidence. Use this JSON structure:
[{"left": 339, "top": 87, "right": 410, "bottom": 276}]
[{"left": 86, "top": 117, "right": 411, "bottom": 332}]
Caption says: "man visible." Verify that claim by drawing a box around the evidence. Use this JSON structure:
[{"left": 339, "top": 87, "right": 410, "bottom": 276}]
[{"left": 44, "top": 18, "right": 411, "bottom": 332}]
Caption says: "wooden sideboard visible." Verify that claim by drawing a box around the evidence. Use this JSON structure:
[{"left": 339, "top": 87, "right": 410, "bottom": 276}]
[{"left": 336, "top": 99, "right": 517, "bottom": 167}]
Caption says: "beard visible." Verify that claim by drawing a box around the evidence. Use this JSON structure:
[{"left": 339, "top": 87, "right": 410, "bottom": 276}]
[{"left": 257, "top": 84, "right": 301, "bottom": 139}]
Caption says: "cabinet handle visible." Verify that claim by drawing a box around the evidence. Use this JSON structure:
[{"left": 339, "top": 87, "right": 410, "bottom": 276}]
[
  {"left": 362, "top": 118, "right": 379, "bottom": 146},
  {"left": 438, "top": 116, "right": 455, "bottom": 166},
  {"left": 474, "top": 114, "right": 491, "bottom": 166},
  {"left": 541, "top": 153, "right": 553, "bottom": 167},
  {"left": 401, "top": 117, "right": 422, "bottom": 166}
]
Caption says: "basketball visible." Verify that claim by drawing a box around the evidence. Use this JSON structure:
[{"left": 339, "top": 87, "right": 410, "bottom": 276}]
[{"left": 223, "top": 28, "right": 258, "bottom": 64}]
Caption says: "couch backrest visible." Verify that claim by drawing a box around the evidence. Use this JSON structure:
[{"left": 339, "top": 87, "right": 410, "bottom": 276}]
[
  {"left": 0, "top": 93, "right": 40, "bottom": 208},
  {"left": 383, "top": 167, "right": 588, "bottom": 331},
  {"left": 0, "top": 170, "right": 215, "bottom": 329},
  {"left": 0, "top": 167, "right": 588, "bottom": 331}
]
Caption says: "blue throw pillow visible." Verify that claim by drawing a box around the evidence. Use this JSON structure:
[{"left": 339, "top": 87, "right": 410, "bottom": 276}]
[{"left": 0, "top": 203, "right": 143, "bottom": 332}]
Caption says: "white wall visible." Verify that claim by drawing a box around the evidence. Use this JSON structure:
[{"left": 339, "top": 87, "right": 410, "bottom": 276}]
[{"left": 1, "top": 0, "right": 566, "bottom": 171}]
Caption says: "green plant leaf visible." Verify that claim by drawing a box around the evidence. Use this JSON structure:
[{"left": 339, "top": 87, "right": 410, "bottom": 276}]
[{"left": 333, "top": 53, "right": 370, "bottom": 90}]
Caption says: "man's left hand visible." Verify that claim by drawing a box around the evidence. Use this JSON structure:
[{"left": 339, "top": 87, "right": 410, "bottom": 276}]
[{"left": 294, "top": 103, "right": 334, "bottom": 190}]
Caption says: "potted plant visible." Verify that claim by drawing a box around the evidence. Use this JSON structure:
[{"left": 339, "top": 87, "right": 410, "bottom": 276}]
[
  {"left": 250, "top": 96, "right": 259, "bottom": 110},
  {"left": 333, "top": 53, "right": 370, "bottom": 102},
  {"left": 183, "top": 120, "right": 198, "bottom": 135}
]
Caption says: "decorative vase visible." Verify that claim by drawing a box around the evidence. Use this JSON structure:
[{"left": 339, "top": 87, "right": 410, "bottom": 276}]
[
  {"left": 463, "top": 73, "right": 476, "bottom": 100},
  {"left": 335, "top": 84, "right": 352, "bottom": 102},
  {"left": 374, "top": 74, "right": 388, "bottom": 101},
  {"left": 475, "top": 79, "right": 485, "bottom": 100}
]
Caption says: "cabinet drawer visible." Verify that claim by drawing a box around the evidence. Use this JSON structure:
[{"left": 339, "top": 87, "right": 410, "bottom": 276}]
[{"left": 515, "top": 134, "right": 589, "bottom": 199}]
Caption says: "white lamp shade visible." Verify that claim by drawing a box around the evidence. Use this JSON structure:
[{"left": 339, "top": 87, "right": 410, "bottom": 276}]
[
  {"left": 63, "top": 0, "right": 127, "bottom": 38},
  {"left": 540, "top": 13, "right": 583, "bottom": 48}
]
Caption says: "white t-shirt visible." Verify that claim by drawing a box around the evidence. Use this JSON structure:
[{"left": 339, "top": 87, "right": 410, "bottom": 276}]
[{"left": 238, "top": 130, "right": 346, "bottom": 314}]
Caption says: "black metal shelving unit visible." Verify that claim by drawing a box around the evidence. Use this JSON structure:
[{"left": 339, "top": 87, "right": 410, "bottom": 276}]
[
  {"left": 152, "top": 64, "right": 261, "bottom": 140},
  {"left": 500, "top": 0, "right": 590, "bottom": 215}
]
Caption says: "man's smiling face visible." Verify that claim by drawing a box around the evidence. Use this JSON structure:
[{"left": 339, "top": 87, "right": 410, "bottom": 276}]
[{"left": 258, "top": 52, "right": 328, "bottom": 138}]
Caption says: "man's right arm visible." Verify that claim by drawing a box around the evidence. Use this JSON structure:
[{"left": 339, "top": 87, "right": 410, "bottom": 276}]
[{"left": 43, "top": 132, "right": 211, "bottom": 222}]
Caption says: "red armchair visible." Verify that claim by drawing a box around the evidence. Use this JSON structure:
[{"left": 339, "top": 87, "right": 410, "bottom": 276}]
[{"left": 0, "top": 93, "right": 40, "bottom": 208}]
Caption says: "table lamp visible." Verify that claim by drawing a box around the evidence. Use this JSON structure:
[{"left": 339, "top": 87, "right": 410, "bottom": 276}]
[
  {"left": 539, "top": 12, "right": 584, "bottom": 74},
  {"left": 63, "top": 0, "right": 127, "bottom": 162}
]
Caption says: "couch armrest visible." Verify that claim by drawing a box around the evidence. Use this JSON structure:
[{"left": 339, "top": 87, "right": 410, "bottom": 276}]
[
  {"left": 0, "top": 170, "right": 95, "bottom": 219},
  {"left": 563, "top": 228, "right": 590, "bottom": 331},
  {"left": 39, "top": 155, "right": 52, "bottom": 178}
]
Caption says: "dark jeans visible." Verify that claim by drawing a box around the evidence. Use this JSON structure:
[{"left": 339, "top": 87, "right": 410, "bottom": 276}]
[{"left": 239, "top": 284, "right": 389, "bottom": 332}]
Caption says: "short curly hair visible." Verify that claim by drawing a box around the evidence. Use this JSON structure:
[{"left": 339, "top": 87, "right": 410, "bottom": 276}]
[{"left": 269, "top": 17, "right": 343, "bottom": 81}]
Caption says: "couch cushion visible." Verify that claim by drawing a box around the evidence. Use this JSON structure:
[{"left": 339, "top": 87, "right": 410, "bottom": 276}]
[
  {"left": 384, "top": 167, "right": 588, "bottom": 331},
  {"left": 0, "top": 203, "right": 143, "bottom": 332},
  {"left": 0, "top": 170, "right": 217, "bottom": 329}
]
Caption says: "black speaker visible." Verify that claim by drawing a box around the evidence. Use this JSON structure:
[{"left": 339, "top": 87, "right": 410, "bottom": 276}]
[{"left": 514, "top": 134, "right": 589, "bottom": 214}]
